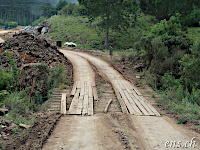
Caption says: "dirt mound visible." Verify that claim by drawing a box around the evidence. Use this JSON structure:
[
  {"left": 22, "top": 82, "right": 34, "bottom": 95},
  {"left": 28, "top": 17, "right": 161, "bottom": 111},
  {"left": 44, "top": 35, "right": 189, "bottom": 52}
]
[{"left": 0, "top": 32, "right": 66, "bottom": 68}]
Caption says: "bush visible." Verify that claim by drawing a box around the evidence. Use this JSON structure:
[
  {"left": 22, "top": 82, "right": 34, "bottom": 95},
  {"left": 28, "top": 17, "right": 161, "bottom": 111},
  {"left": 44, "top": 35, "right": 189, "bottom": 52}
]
[
  {"left": 48, "top": 64, "right": 69, "bottom": 88},
  {"left": 32, "top": 16, "right": 47, "bottom": 26},
  {"left": 58, "top": 3, "right": 85, "bottom": 16},
  {"left": 181, "top": 9, "right": 200, "bottom": 27},
  {"left": 8, "top": 21, "right": 18, "bottom": 28},
  {"left": 0, "top": 71, "right": 12, "bottom": 90},
  {"left": 180, "top": 39, "right": 200, "bottom": 91},
  {"left": 136, "top": 15, "right": 192, "bottom": 89}
]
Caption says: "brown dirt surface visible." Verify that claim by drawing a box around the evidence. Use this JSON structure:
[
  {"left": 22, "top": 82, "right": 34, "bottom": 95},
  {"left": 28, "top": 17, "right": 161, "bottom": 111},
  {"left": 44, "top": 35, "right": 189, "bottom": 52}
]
[{"left": 43, "top": 114, "right": 142, "bottom": 150}]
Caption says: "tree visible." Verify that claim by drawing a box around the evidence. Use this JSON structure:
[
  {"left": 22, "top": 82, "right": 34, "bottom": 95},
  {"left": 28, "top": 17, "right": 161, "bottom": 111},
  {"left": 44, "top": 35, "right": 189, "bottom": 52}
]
[
  {"left": 140, "top": 0, "right": 199, "bottom": 21},
  {"left": 56, "top": 0, "right": 68, "bottom": 11},
  {"left": 78, "top": 0, "right": 136, "bottom": 49},
  {"left": 58, "top": 3, "right": 85, "bottom": 16}
]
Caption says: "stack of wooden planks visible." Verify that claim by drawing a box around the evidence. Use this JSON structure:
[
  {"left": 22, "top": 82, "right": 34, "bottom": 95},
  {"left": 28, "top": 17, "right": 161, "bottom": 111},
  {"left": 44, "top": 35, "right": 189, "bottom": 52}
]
[
  {"left": 68, "top": 81, "right": 98, "bottom": 115},
  {"left": 112, "top": 80, "right": 160, "bottom": 116}
]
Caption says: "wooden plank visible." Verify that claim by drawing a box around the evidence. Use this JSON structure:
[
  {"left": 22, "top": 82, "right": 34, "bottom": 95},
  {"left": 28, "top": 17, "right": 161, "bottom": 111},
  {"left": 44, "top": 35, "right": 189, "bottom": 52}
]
[
  {"left": 120, "top": 81, "right": 149, "bottom": 115},
  {"left": 115, "top": 80, "right": 136, "bottom": 115},
  {"left": 123, "top": 81, "right": 155, "bottom": 116},
  {"left": 124, "top": 80, "right": 142, "bottom": 96},
  {"left": 136, "top": 95, "right": 155, "bottom": 116},
  {"left": 112, "top": 80, "right": 128, "bottom": 114},
  {"left": 68, "top": 89, "right": 81, "bottom": 114},
  {"left": 80, "top": 81, "right": 85, "bottom": 96},
  {"left": 131, "top": 89, "right": 154, "bottom": 116},
  {"left": 82, "top": 95, "right": 89, "bottom": 115},
  {"left": 61, "top": 93, "right": 67, "bottom": 114},
  {"left": 119, "top": 80, "right": 142, "bottom": 115},
  {"left": 120, "top": 80, "right": 132, "bottom": 94},
  {"left": 92, "top": 86, "right": 98, "bottom": 101},
  {"left": 119, "top": 81, "right": 126, "bottom": 90},
  {"left": 84, "top": 81, "right": 89, "bottom": 95},
  {"left": 70, "top": 82, "right": 77, "bottom": 97},
  {"left": 76, "top": 95, "right": 84, "bottom": 114},
  {"left": 77, "top": 81, "right": 81, "bottom": 89},
  {"left": 130, "top": 92, "right": 150, "bottom": 116},
  {"left": 88, "top": 84, "right": 93, "bottom": 98},
  {"left": 88, "top": 97, "right": 94, "bottom": 116},
  {"left": 123, "top": 90, "right": 143, "bottom": 116},
  {"left": 140, "top": 96, "right": 161, "bottom": 116},
  {"left": 104, "top": 99, "right": 112, "bottom": 113},
  {"left": 88, "top": 85, "right": 94, "bottom": 116}
]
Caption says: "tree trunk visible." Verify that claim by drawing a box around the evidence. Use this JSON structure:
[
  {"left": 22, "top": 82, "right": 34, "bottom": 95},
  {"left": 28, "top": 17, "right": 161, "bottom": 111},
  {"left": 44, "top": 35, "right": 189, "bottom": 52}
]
[
  {"left": 104, "top": 14, "right": 109, "bottom": 49},
  {"left": 105, "top": 26, "right": 109, "bottom": 49},
  {"left": 134, "top": 0, "right": 138, "bottom": 26}
]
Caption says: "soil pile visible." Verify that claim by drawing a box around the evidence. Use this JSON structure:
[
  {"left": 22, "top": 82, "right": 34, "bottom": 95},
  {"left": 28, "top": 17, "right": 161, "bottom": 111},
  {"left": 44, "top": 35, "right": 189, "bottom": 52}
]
[{"left": 0, "top": 32, "right": 66, "bottom": 68}]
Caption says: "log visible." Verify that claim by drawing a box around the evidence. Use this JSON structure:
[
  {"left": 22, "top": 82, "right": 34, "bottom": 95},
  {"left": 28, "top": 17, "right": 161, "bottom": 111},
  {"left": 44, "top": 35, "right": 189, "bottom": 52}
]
[
  {"left": 104, "top": 99, "right": 112, "bottom": 113},
  {"left": 61, "top": 93, "right": 67, "bottom": 115}
]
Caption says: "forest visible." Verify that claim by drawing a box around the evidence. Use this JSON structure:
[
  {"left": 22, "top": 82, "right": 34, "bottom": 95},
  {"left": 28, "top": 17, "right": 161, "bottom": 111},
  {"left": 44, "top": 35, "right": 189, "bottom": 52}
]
[{"left": 0, "top": 0, "right": 68, "bottom": 27}]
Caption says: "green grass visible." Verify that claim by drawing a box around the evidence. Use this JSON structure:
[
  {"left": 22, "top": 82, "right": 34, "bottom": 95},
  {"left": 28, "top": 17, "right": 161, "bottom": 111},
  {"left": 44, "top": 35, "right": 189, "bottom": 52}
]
[
  {"left": 46, "top": 15, "right": 104, "bottom": 49},
  {"left": 45, "top": 13, "right": 156, "bottom": 50},
  {"left": 157, "top": 89, "right": 200, "bottom": 125}
]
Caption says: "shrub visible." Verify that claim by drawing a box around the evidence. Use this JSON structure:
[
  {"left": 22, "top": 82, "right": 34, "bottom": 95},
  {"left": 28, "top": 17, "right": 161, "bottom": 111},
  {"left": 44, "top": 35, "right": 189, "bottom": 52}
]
[
  {"left": 8, "top": 21, "right": 18, "bottom": 28},
  {"left": 0, "top": 71, "right": 12, "bottom": 90},
  {"left": 58, "top": 3, "right": 85, "bottom": 16},
  {"left": 180, "top": 39, "right": 200, "bottom": 91},
  {"left": 48, "top": 64, "right": 69, "bottom": 88},
  {"left": 32, "top": 16, "right": 46, "bottom": 26},
  {"left": 136, "top": 15, "right": 192, "bottom": 89}
]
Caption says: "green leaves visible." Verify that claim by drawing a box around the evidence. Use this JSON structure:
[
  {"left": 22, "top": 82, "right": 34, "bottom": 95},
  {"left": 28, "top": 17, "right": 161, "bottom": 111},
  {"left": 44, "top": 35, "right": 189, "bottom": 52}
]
[
  {"left": 140, "top": 0, "right": 199, "bottom": 21},
  {"left": 79, "top": 0, "right": 136, "bottom": 48}
]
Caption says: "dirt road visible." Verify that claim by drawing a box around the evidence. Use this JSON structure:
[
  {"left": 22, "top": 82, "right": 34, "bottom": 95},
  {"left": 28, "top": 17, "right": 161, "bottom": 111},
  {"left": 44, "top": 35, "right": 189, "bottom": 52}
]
[{"left": 43, "top": 49, "right": 200, "bottom": 150}]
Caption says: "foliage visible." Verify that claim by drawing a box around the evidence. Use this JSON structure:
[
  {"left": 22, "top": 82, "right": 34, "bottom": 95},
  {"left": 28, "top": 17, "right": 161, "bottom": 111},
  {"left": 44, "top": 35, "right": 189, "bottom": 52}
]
[
  {"left": 8, "top": 21, "right": 18, "bottom": 28},
  {"left": 0, "top": 61, "right": 69, "bottom": 124},
  {"left": 136, "top": 15, "right": 192, "bottom": 89},
  {"left": 0, "top": 70, "right": 12, "bottom": 90},
  {"left": 48, "top": 64, "right": 69, "bottom": 88},
  {"left": 157, "top": 84, "right": 200, "bottom": 124},
  {"left": 32, "top": 16, "right": 47, "bottom": 26},
  {"left": 181, "top": 9, "right": 200, "bottom": 27},
  {"left": 0, "top": 90, "right": 9, "bottom": 102},
  {"left": 140, "top": 0, "right": 199, "bottom": 21},
  {"left": 56, "top": 0, "right": 68, "bottom": 11},
  {"left": 180, "top": 40, "right": 200, "bottom": 91},
  {"left": 46, "top": 13, "right": 154, "bottom": 50},
  {"left": 58, "top": 3, "right": 85, "bottom": 16},
  {"left": 78, "top": 0, "right": 136, "bottom": 48},
  {"left": 0, "top": 0, "right": 57, "bottom": 26}
]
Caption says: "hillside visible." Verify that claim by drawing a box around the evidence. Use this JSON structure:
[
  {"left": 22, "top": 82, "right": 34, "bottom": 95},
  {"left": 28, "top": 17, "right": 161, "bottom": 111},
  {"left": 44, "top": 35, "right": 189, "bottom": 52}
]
[{"left": 45, "top": 14, "right": 157, "bottom": 50}]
